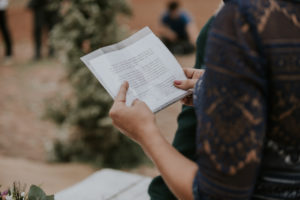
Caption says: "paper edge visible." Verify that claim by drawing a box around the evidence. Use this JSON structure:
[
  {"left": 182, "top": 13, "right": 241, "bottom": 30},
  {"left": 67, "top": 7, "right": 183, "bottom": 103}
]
[
  {"left": 80, "top": 26, "right": 189, "bottom": 113},
  {"left": 80, "top": 27, "right": 152, "bottom": 62},
  {"left": 153, "top": 90, "right": 192, "bottom": 113}
]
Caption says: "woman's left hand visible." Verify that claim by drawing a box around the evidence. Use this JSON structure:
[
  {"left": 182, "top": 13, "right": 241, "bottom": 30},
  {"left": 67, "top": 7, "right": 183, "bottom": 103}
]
[
  {"left": 174, "top": 68, "right": 205, "bottom": 106},
  {"left": 109, "top": 81, "right": 159, "bottom": 145}
]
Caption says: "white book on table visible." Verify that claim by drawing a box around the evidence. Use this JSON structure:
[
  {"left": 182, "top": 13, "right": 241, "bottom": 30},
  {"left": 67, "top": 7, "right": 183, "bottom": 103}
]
[
  {"left": 81, "top": 27, "right": 189, "bottom": 113},
  {"left": 55, "top": 169, "right": 151, "bottom": 200}
]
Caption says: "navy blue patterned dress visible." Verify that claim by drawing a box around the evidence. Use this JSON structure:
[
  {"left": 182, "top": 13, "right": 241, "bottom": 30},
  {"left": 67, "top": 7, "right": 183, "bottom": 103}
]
[{"left": 192, "top": 0, "right": 300, "bottom": 199}]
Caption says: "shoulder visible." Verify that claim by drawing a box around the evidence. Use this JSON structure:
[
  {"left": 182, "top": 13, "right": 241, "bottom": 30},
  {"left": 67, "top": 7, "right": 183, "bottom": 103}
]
[
  {"left": 212, "top": 0, "right": 264, "bottom": 34},
  {"left": 222, "top": 0, "right": 300, "bottom": 34},
  {"left": 219, "top": 0, "right": 270, "bottom": 16},
  {"left": 222, "top": 0, "right": 279, "bottom": 25},
  {"left": 179, "top": 11, "right": 192, "bottom": 23},
  {"left": 206, "top": 0, "right": 265, "bottom": 73},
  {"left": 161, "top": 12, "right": 170, "bottom": 23}
]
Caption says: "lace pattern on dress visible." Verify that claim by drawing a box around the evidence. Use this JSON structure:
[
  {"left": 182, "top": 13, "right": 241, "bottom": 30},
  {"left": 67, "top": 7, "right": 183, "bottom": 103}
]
[{"left": 192, "top": 0, "right": 300, "bottom": 199}]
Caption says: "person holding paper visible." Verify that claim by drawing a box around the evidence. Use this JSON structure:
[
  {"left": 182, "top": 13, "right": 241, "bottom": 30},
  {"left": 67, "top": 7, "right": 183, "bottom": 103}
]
[
  {"left": 148, "top": 3, "right": 225, "bottom": 199},
  {"left": 148, "top": 3, "right": 228, "bottom": 199},
  {"left": 148, "top": 11, "right": 217, "bottom": 200},
  {"left": 109, "top": 0, "right": 300, "bottom": 200}
]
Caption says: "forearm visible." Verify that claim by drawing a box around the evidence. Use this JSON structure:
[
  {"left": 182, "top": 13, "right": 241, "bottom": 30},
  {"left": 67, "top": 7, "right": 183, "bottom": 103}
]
[
  {"left": 109, "top": 75, "right": 202, "bottom": 200},
  {"left": 140, "top": 126, "right": 198, "bottom": 200}
]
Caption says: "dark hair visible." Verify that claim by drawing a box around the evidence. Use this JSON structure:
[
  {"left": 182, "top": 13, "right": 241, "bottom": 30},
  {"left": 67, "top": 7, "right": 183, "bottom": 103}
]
[{"left": 168, "top": 1, "right": 179, "bottom": 12}]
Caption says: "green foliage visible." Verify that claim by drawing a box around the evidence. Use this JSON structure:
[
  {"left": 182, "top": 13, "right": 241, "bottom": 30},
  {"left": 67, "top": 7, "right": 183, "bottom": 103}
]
[
  {"left": 48, "top": 0, "right": 146, "bottom": 168},
  {"left": 28, "top": 185, "right": 54, "bottom": 200},
  {"left": 0, "top": 184, "right": 53, "bottom": 200}
]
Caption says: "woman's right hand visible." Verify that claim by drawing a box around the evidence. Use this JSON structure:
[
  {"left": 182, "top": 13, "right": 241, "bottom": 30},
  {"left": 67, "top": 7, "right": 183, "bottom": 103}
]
[{"left": 174, "top": 68, "right": 205, "bottom": 106}]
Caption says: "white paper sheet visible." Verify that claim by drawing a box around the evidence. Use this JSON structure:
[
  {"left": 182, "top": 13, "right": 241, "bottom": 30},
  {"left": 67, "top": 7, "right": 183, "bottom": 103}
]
[{"left": 81, "top": 27, "right": 188, "bottom": 113}]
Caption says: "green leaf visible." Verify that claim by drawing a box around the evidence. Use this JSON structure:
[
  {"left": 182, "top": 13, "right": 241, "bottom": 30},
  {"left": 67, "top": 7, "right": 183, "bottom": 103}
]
[
  {"left": 46, "top": 195, "right": 54, "bottom": 200},
  {"left": 28, "top": 185, "right": 53, "bottom": 200}
]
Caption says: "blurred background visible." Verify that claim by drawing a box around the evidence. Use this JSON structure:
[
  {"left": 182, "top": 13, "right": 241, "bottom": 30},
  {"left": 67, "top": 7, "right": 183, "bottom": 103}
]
[{"left": 0, "top": 0, "right": 220, "bottom": 194}]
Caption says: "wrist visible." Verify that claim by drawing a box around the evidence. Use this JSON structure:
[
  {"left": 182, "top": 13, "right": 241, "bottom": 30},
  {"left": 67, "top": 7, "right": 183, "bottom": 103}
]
[{"left": 139, "top": 125, "right": 166, "bottom": 152}]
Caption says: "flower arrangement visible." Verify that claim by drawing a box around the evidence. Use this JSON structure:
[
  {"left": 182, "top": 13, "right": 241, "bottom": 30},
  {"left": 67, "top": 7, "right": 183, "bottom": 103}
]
[{"left": 0, "top": 183, "right": 53, "bottom": 200}]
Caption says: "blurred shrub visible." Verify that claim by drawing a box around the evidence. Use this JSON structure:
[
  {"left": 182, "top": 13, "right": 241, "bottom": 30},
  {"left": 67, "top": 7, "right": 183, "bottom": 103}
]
[{"left": 47, "top": 0, "right": 146, "bottom": 168}]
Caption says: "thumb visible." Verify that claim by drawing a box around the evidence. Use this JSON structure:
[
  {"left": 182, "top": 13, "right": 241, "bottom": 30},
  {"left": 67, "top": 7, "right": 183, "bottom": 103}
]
[
  {"left": 115, "top": 81, "right": 129, "bottom": 103},
  {"left": 132, "top": 99, "right": 141, "bottom": 106},
  {"left": 132, "top": 99, "right": 148, "bottom": 108}
]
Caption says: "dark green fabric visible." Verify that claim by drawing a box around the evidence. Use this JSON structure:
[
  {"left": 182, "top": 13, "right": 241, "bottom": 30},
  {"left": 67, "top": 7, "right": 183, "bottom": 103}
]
[
  {"left": 147, "top": 16, "right": 215, "bottom": 200},
  {"left": 194, "top": 17, "right": 215, "bottom": 70}
]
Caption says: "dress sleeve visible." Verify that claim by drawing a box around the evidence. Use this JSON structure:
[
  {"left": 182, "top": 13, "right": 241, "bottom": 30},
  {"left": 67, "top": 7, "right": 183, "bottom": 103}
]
[{"left": 193, "top": 3, "right": 268, "bottom": 200}]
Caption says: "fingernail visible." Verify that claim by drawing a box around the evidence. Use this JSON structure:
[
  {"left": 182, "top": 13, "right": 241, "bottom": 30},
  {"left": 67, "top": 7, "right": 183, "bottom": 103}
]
[{"left": 174, "top": 80, "right": 181, "bottom": 85}]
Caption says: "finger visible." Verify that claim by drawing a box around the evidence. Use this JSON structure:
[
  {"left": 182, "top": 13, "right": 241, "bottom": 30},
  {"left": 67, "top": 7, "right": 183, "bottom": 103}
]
[
  {"left": 180, "top": 96, "right": 193, "bottom": 106},
  {"left": 192, "top": 69, "right": 204, "bottom": 80},
  {"left": 115, "top": 81, "right": 129, "bottom": 103},
  {"left": 132, "top": 99, "right": 140, "bottom": 106},
  {"left": 180, "top": 97, "right": 188, "bottom": 104},
  {"left": 132, "top": 99, "right": 148, "bottom": 107},
  {"left": 183, "top": 68, "right": 204, "bottom": 79},
  {"left": 183, "top": 68, "right": 197, "bottom": 78},
  {"left": 180, "top": 97, "right": 190, "bottom": 105},
  {"left": 174, "top": 79, "right": 197, "bottom": 90}
]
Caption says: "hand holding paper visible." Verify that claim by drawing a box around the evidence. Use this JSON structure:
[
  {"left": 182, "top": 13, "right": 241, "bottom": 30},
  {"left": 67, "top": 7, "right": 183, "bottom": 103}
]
[
  {"left": 81, "top": 27, "right": 191, "bottom": 113},
  {"left": 174, "top": 68, "right": 205, "bottom": 106},
  {"left": 109, "top": 81, "right": 158, "bottom": 144}
]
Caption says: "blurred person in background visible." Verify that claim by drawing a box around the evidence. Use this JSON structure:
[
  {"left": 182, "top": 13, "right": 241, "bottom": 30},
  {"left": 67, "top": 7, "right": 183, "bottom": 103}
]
[
  {"left": 0, "top": 0, "right": 13, "bottom": 63},
  {"left": 28, "top": 0, "right": 58, "bottom": 60},
  {"left": 109, "top": 0, "right": 300, "bottom": 199},
  {"left": 159, "top": 0, "right": 198, "bottom": 55}
]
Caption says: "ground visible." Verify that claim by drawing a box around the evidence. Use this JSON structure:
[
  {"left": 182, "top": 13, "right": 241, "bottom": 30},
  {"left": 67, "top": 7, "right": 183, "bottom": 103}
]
[{"left": 0, "top": 0, "right": 220, "bottom": 194}]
